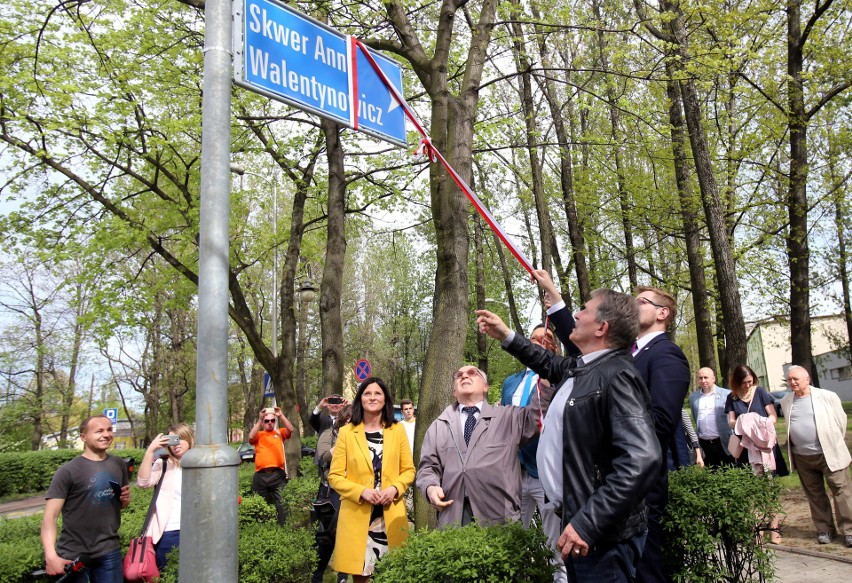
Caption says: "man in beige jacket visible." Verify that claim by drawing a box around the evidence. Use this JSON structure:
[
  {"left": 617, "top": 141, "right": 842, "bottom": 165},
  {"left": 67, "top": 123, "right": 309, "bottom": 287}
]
[{"left": 781, "top": 366, "right": 852, "bottom": 547}]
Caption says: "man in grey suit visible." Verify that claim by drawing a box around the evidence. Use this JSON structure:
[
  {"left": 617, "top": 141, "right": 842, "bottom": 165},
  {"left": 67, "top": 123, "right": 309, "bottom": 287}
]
[{"left": 688, "top": 367, "right": 734, "bottom": 467}]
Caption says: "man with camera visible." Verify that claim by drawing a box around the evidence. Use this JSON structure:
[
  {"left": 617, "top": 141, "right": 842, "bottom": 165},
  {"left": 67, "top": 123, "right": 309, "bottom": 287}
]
[
  {"left": 309, "top": 394, "right": 349, "bottom": 434},
  {"left": 248, "top": 407, "right": 295, "bottom": 526}
]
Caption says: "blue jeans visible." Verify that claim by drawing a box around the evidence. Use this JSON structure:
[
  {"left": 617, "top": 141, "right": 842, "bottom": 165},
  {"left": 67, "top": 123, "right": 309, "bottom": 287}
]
[
  {"left": 156, "top": 529, "right": 181, "bottom": 570},
  {"left": 566, "top": 531, "right": 647, "bottom": 583},
  {"left": 65, "top": 548, "right": 123, "bottom": 583}
]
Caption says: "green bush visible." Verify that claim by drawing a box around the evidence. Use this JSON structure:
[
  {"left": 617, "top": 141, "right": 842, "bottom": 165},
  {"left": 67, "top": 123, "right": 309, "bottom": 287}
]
[
  {"left": 664, "top": 465, "right": 779, "bottom": 582},
  {"left": 238, "top": 494, "right": 278, "bottom": 527},
  {"left": 0, "top": 515, "right": 42, "bottom": 583},
  {"left": 234, "top": 522, "right": 316, "bottom": 583},
  {"left": 374, "top": 522, "right": 554, "bottom": 582},
  {"left": 0, "top": 449, "right": 145, "bottom": 498}
]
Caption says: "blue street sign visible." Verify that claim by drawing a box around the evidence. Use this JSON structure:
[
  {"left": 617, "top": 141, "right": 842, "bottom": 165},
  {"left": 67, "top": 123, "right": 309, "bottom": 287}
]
[
  {"left": 263, "top": 372, "right": 275, "bottom": 398},
  {"left": 104, "top": 408, "right": 118, "bottom": 424},
  {"left": 234, "top": 0, "right": 406, "bottom": 146},
  {"left": 354, "top": 359, "right": 372, "bottom": 382}
]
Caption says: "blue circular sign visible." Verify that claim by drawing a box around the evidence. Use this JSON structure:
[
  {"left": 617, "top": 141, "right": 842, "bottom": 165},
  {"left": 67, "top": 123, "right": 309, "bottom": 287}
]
[{"left": 354, "top": 359, "right": 372, "bottom": 382}]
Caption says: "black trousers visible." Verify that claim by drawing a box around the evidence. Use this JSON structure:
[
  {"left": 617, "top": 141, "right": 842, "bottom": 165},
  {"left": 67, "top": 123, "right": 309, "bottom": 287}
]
[
  {"left": 698, "top": 437, "right": 733, "bottom": 468},
  {"left": 252, "top": 467, "right": 288, "bottom": 526}
]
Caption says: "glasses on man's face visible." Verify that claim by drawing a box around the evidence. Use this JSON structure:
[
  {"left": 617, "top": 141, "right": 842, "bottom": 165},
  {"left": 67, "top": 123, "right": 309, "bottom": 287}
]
[
  {"left": 453, "top": 368, "right": 483, "bottom": 382},
  {"left": 636, "top": 296, "right": 665, "bottom": 309},
  {"left": 263, "top": 419, "right": 276, "bottom": 424}
]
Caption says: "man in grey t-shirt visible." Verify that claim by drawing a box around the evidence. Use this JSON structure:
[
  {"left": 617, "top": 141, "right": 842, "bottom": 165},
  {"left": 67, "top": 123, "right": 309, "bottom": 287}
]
[
  {"left": 41, "top": 415, "right": 130, "bottom": 581},
  {"left": 781, "top": 366, "right": 852, "bottom": 548}
]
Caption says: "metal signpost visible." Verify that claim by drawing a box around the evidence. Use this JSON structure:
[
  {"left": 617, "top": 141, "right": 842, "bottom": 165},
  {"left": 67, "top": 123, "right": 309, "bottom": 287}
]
[{"left": 233, "top": 0, "right": 407, "bottom": 146}]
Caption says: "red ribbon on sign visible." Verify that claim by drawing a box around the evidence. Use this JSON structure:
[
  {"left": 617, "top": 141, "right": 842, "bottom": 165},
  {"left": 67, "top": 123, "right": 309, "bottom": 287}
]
[{"left": 349, "top": 37, "right": 535, "bottom": 276}]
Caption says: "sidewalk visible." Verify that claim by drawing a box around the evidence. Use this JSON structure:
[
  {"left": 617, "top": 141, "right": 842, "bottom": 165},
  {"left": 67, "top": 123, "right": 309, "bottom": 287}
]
[
  {"left": 774, "top": 545, "right": 852, "bottom": 580},
  {"left": 0, "top": 495, "right": 45, "bottom": 518}
]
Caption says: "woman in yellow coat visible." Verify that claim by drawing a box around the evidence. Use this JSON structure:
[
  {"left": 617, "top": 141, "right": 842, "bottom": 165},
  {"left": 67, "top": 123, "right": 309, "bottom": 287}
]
[{"left": 329, "top": 377, "right": 415, "bottom": 581}]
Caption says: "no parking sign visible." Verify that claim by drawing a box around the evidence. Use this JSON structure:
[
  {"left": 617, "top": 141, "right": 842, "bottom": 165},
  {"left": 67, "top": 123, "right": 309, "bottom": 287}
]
[{"left": 354, "top": 359, "right": 372, "bottom": 382}]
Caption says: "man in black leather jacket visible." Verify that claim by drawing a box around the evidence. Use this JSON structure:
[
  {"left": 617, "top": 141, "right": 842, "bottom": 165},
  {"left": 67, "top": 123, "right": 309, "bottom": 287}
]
[{"left": 477, "top": 288, "right": 661, "bottom": 583}]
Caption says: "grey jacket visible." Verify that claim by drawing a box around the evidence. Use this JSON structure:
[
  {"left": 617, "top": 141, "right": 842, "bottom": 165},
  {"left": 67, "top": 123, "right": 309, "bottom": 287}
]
[
  {"left": 416, "top": 393, "right": 548, "bottom": 528},
  {"left": 688, "top": 386, "right": 734, "bottom": 455}
]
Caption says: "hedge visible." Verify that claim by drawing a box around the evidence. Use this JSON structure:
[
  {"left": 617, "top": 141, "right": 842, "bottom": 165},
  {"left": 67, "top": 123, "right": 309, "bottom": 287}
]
[
  {"left": 374, "top": 522, "right": 555, "bottom": 582},
  {"left": 0, "top": 466, "right": 317, "bottom": 582},
  {"left": 663, "top": 465, "right": 779, "bottom": 582},
  {"left": 0, "top": 449, "right": 146, "bottom": 498}
]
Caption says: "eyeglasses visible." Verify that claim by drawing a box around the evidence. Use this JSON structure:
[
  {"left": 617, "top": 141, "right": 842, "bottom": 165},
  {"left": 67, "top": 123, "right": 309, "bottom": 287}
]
[
  {"left": 636, "top": 296, "right": 665, "bottom": 309},
  {"left": 453, "top": 368, "right": 484, "bottom": 381},
  {"left": 263, "top": 419, "right": 276, "bottom": 424}
]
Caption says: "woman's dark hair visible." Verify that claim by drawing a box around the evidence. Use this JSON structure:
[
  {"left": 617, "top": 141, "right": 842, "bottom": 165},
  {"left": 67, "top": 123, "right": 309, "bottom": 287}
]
[
  {"left": 729, "top": 364, "right": 759, "bottom": 396},
  {"left": 350, "top": 377, "right": 397, "bottom": 427}
]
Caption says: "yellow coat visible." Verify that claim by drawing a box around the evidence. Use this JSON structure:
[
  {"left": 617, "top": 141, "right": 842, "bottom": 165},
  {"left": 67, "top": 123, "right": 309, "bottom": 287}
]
[{"left": 328, "top": 421, "right": 415, "bottom": 574}]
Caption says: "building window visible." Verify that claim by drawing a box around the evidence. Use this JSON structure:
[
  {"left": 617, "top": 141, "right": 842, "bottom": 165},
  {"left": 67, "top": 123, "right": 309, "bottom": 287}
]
[{"left": 831, "top": 366, "right": 852, "bottom": 381}]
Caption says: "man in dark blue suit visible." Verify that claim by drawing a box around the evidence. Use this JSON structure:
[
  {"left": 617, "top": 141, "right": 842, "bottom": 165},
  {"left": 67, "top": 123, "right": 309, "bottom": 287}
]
[{"left": 632, "top": 286, "right": 690, "bottom": 583}]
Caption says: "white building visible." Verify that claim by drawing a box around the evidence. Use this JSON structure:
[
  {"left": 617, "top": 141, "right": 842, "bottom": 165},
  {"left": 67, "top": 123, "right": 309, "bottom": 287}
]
[{"left": 747, "top": 314, "right": 852, "bottom": 399}]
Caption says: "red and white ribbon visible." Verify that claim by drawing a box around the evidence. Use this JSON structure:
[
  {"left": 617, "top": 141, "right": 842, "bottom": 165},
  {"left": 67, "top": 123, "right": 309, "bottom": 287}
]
[{"left": 350, "top": 37, "right": 535, "bottom": 276}]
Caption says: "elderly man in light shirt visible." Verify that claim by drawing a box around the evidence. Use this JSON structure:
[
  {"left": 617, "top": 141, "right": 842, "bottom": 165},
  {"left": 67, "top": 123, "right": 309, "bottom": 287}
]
[
  {"left": 781, "top": 365, "right": 852, "bottom": 548},
  {"left": 688, "top": 367, "right": 734, "bottom": 467}
]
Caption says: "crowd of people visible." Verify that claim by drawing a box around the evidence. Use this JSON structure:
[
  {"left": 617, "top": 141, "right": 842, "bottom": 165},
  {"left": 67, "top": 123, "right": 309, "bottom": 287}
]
[{"left": 39, "top": 272, "right": 852, "bottom": 582}]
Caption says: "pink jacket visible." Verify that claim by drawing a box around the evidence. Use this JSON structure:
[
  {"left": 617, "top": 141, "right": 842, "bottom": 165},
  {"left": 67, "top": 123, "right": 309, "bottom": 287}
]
[
  {"left": 734, "top": 412, "right": 776, "bottom": 472},
  {"left": 136, "top": 458, "right": 182, "bottom": 543}
]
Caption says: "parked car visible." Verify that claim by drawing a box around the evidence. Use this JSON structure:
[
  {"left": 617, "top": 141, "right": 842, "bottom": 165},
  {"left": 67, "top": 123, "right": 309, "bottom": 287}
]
[
  {"left": 235, "top": 442, "right": 316, "bottom": 463},
  {"left": 770, "top": 390, "right": 792, "bottom": 417}
]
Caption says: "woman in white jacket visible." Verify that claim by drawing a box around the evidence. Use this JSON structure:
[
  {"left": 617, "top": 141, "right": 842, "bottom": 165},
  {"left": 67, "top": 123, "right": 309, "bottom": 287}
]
[{"left": 137, "top": 422, "right": 195, "bottom": 570}]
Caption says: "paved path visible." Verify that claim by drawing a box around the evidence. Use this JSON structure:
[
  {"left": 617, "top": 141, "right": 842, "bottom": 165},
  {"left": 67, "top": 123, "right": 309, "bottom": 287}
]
[
  {"left": 0, "top": 496, "right": 45, "bottom": 518},
  {"left": 774, "top": 545, "right": 852, "bottom": 580}
]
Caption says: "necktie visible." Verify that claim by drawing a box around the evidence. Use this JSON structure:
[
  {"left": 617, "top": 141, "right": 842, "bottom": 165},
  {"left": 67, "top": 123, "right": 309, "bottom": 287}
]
[
  {"left": 520, "top": 370, "right": 535, "bottom": 407},
  {"left": 631, "top": 341, "right": 639, "bottom": 355},
  {"left": 462, "top": 406, "right": 479, "bottom": 445}
]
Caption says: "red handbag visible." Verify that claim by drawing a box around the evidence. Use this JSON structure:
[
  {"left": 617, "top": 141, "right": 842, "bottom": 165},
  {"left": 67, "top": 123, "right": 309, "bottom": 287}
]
[
  {"left": 123, "top": 460, "right": 167, "bottom": 582},
  {"left": 123, "top": 535, "right": 159, "bottom": 582}
]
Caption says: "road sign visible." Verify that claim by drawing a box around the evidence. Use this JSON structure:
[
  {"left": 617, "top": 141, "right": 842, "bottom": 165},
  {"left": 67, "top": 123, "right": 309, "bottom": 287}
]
[
  {"left": 104, "top": 408, "right": 118, "bottom": 424},
  {"left": 263, "top": 372, "right": 275, "bottom": 398},
  {"left": 233, "top": 0, "right": 406, "bottom": 146},
  {"left": 354, "top": 359, "right": 372, "bottom": 382}
]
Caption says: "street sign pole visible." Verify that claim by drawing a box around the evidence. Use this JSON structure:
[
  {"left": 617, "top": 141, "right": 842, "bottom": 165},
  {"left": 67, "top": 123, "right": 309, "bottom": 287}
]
[{"left": 180, "top": 0, "right": 240, "bottom": 581}]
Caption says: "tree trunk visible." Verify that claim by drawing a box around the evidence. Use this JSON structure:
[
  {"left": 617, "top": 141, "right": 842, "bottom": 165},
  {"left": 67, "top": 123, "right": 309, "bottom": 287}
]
[
  {"left": 508, "top": 0, "right": 553, "bottom": 273},
  {"left": 384, "top": 0, "right": 498, "bottom": 529},
  {"left": 320, "top": 119, "right": 347, "bottom": 410},
  {"left": 531, "top": 5, "right": 591, "bottom": 301},
  {"left": 664, "top": 62, "right": 717, "bottom": 371},
  {"left": 660, "top": 0, "right": 748, "bottom": 372},
  {"left": 786, "top": 0, "right": 815, "bottom": 382}
]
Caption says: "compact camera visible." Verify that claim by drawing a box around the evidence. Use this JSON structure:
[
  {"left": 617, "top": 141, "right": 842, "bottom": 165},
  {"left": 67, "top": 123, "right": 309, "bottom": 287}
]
[
  {"left": 166, "top": 434, "right": 180, "bottom": 446},
  {"left": 327, "top": 396, "right": 343, "bottom": 405}
]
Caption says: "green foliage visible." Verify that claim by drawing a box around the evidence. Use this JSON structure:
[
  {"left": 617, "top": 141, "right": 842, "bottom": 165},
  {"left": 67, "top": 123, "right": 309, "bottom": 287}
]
[
  {"left": 0, "top": 515, "right": 43, "bottom": 583},
  {"left": 0, "top": 450, "right": 79, "bottom": 496},
  {"left": 664, "top": 466, "right": 779, "bottom": 582},
  {"left": 235, "top": 523, "right": 316, "bottom": 583},
  {"left": 373, "top": 522, "right": 554, "bottom": 582},
  {"left": 281, "top": 474, "right": 320, "bottom": 528},
  {"left": 0, "top": 448, "right": 145, "bottom": 498},
  {"left": 238, "top": 494, "right": 278, "bottom": 527}
]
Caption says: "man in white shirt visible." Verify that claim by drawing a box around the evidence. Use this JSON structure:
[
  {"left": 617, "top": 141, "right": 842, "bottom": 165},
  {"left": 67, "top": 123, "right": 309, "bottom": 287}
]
[
  {"left": 781, "top": 366, "right": 852, "bottom": 547},
  {"left": 688, "top": 367, "right": 734, "bottom": 467},
  {"left": 400, "top": 399, "right": 416, "bottom": 456}
]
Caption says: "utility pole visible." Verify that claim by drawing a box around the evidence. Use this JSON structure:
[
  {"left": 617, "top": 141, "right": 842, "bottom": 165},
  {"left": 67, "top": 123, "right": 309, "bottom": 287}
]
[{"left": 179, "top": 0, "right": 240, "bottom": 581}]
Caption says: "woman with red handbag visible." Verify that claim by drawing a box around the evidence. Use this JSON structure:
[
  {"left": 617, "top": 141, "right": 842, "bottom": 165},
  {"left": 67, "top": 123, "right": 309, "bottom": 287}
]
[{"left": 137, "top": 423, "right": 195, "bottom": 570}]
